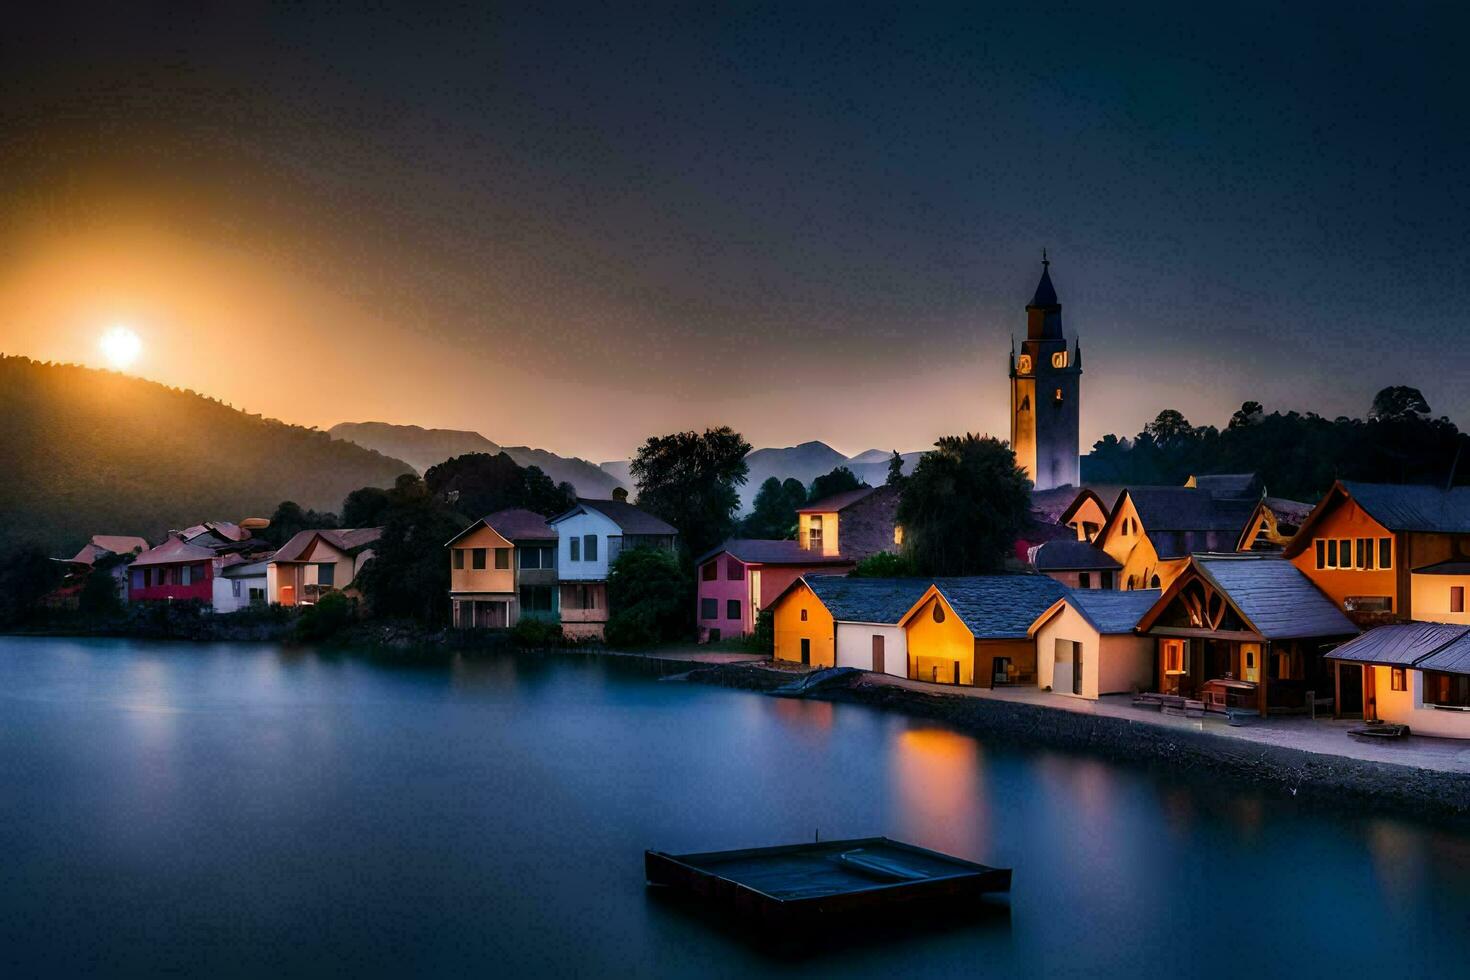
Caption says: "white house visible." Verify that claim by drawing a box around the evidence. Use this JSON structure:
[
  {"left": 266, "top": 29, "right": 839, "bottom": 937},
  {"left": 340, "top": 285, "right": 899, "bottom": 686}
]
[
  {"left": 548, "top": 497, "right": 677, "bottom": 639},
  {"left": 214, "top": 559, "right": 270, "bottom": 613},
  {"left": 1028, "top": 589, "right": 1159, "bottom": 700},
  {"left": 798, "top": 575, "right": 930, "bottom": 678}
]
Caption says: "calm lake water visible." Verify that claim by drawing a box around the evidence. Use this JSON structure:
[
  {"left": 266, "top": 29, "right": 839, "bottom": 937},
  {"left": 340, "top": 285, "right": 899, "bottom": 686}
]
[{"left": 2, "top": 637, "right": 1468, "bottom": 977}]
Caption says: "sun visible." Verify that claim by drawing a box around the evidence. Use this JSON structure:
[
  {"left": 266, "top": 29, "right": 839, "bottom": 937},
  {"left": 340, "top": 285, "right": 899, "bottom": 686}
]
[{"left": 99, "top": 325, "right": 143, "bottom": 370}]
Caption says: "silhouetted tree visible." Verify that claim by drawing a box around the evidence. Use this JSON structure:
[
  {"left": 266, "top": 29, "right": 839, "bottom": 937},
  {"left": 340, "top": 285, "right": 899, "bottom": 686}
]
[
  {"left": 629, "top": 427, "right": 751, "bottom": 557},
  {"left": 1370, "top": 386, "right": 1431, "bottom": 421},
  {"left": 605, "top": 547, "right": 691, "bottom": 647},
  {"left": 0, "top": 542, "right": 62, "bottom": 626},
  {"left": 356, "top": 475, "right": 465, "bottom": 624},
  {"left": 423, "top": 453, "right": 575, "bottom": 520},
  {"left": 808, "top": 466, "right": 864, "bottom": 502},
  {"left": 897, "top": 434, "right": 1031, "bottom": 576},
  {"left": 886, "top": 450, "right": 907, "bottom": 487},
  {"left": 341, "top": 486, "right": 393, "bottom": 527},
  {"left": 78, "top": 559, "right": 125, "bottom": 620},
  {"left": 1228, "top": 401, "right": 1264, "bottom": 429},
  {"left": 740, "top": 477, "right": 802, "bottom": 539},
  {"left": 262, "top": 500, "right": 339, "bottom": 546}
]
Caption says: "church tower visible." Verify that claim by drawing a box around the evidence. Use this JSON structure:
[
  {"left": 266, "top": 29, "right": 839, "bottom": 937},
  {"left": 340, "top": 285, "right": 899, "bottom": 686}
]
[{"left": 1009, "top": 252, "right": 1081, "bottom": 489}]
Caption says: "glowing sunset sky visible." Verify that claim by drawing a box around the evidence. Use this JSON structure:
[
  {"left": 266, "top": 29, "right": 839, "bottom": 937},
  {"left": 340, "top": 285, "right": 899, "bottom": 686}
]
[{"left": 2, "top": 5, "right": 1467, "bottom": 462}]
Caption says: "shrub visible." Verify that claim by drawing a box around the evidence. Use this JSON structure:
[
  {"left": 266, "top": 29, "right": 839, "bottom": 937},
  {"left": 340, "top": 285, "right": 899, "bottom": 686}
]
[
  {"left": 511, "top": 616, "right": 564, "bottom": 648},
  {"left": 296, "top": 592, "right": 355, "bottom": 642},
  {"left": 850, "top": 551, "right": 917, "bottom": 578}
]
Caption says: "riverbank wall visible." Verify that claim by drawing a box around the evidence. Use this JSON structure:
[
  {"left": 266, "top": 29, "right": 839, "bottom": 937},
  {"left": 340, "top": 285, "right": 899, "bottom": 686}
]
[{"left": 680, "top": 662, "right": 1470, "bottom": 821}]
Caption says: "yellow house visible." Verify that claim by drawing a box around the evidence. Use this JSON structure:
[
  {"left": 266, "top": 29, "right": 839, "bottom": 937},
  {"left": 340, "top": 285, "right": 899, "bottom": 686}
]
[
  {"left": 267, "top": 527, "right": 382, "bottom": 606},
  {"left": 897, "top": 576, "right": 1066, "bottom": 688},
  {"left": 1094, "top": 488, "right": 1256, "bottom": 592},
  {"left": 1326, "top": 622, "right": 1470, "bottom": 738},
  {"left": 1236, "top": 497, "right": 1315, "bottom": 552},
  {"left": 1411, "top": 561, "right": 1470, "bottom": 625},
  {"left": 1053, "top": 487, "right": 1124, "bottom": 542},
  {"left": 446, "top": 520, "right": 517, "bottom": 628},
  {"left": 1028, "top": 590, "right": 1158, "bottom": 699},
  {"left": 770, "top": 578, "right": 836, "bottom": 667}
]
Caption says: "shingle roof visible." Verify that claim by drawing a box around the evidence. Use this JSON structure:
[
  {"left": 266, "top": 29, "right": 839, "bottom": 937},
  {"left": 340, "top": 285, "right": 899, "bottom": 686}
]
[
  {"left": 1039, "top": 484, "right": 1130, "bottom": 525},
  {"left": 222, "top": 559, "right": 271, "bottom": 578},
  {"left": 1030, "top": 539, "right": 1120, "bottom": 571},
  {"left": 1191, "top": 554, "right": 1357, "bottom": 639},
  {"left": 697, "top": 538, "right": 854, "bottom": 566},
  {"left": 796, "top": 486, "right": 877, "bottom": 514},
  {"left": 272, "top": 528, "right": 382, "bottom": 563},
  {"left": 1065, "top": 589, "right": 1161, "bottom": 633},
  {"left": 1411, "top": 560, "right": 1470, "bottom": 575},
  {"left": 1338, "top": 481, "right": 1470, "bottom": 534},
  {"left": 1126, "top": 488, "right": 1258, "bottom": 533},
  {"left": 1417, "top": 632, "right": 1470, "bottom": 675},
  {"left": 557, "top": 498, "right": 677, "bottom": 535},
  {"left": 131, "top": 536, "right": 219, "bottom": 567},
  {"left": 1326, "top": 622, "right": 1469, "bottom": 667},
  {"left": 1191, "top": 473, "right": 1261, "bottom": 499},
  {"left": 804, "top": 575, "right": 932, "bottom": 625},
  {"left": 1261, "top": 497, "right": 1314, "bottom": 524},
  {"left": 923, "top": 575, "right": 1068, "bottom": 639},
  {"left": 483, "top": 508, "right": 557, "bottom": 541}
]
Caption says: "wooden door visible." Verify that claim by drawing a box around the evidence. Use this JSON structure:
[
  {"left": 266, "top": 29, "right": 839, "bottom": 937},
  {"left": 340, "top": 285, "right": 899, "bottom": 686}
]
[
  {"left": 800, "top": 638, "right": 810, "bottom": 665},
  {"left": 871, "top": 635, "right": 885, "bottom": 674}
]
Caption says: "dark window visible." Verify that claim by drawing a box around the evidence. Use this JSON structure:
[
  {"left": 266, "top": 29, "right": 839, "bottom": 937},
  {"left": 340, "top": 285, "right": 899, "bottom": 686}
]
[
  {"left": 702, "top": 561, "right": 717, "bottom": 581},
  {"left": 570, "top": 538, "right": 580, "bottom": 562},
  {"left": 725, "top": 557, "right": 743, "bottom": 580},
  {"left": 1150, "top": 574, "right": 1161, "bottom": 588},
  {"left": 1078, "top": 572, "right": 1091, "bottom": 588},
  {"left": 700, "top": 597, "right": 717, "bottom": 620},
  {"left": 1391, "top": 667, "right": 1406, "bottom": 692},
  {"left": 932, "top": 602, "right": 945, "bottom": 624},
  {"left": 1326, "top": 540, "right": 1337, "bottom": 568},
  {"left": 520, "top": 585, "right": 553, "bottom": 613},
  {"left": 727, "top": 599, "right": 741, "bottom": 620},
  {"left": 582, "top": 587, "right": 597, "bottom": 610},
  {"left": 453, "top": 549, "right": 464, "bottom": 570},
  {"left": 472, "top": 548, "right": 486, "bottom": 570},
  {"left": 318, "top": 563, "right": 335, "bottom": 587},
  {"left": 1355, "top": 538, "right": 1367, "bottom": 569},
  {"left": 1315, "top": 539, "right": 1326, "bottom": 569},
  {"left": 495, "top": 548, "right": 510, "bottom": 570},
  {"left": 1453, "top": 587, "right": 1465, "bottom": 614},
  {"left": 520, "top": 548, "right": 540, "bottom": 570},
  {"left": 1424, "top": 670, "right": 1470, "bottom": 707},
  {"left": 584, "top": 535, "right": 598, "bottom": 562},
  {"left": 1379, "top": 537, "right": 1393, "bottom": 570},
  {"left": 800, "top": 608, "right": 808, "bottom": 622}
]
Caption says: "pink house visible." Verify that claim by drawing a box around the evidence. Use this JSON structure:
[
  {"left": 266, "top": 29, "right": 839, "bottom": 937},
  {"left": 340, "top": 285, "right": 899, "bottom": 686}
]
[
  {"left": 696, "top": 539, "right": 854, "bottom": 641},
  {"left": 127, "top": 536, "right": 219, "bottom": 603}
]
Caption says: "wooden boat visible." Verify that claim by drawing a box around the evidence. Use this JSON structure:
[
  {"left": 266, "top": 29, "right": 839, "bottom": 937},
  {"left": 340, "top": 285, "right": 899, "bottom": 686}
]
[{"left": 645, "top": 837, "right": 1011, "bottom": 928}]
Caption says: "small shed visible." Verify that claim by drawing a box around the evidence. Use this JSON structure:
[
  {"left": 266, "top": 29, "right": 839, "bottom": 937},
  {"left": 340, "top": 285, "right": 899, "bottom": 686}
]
[{"left": 1029, "top": 589, "right": 1159, "bottom": 699}]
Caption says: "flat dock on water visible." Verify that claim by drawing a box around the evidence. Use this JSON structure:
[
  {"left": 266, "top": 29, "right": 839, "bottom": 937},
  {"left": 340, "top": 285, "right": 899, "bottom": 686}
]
[{"left": 645, "top": 837, "right": 1010, "bottom": 926}]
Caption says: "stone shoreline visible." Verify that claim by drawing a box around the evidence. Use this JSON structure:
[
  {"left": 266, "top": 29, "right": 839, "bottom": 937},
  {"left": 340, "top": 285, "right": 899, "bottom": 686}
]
[{"left": 678, "top": 661, "right": 1470, "bottom": 822}]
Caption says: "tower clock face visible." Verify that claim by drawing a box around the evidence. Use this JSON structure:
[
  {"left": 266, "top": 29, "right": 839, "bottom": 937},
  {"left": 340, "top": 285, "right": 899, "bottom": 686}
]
[{"left": 1017, "top": 354, "right": 1032, "bottom": 374}]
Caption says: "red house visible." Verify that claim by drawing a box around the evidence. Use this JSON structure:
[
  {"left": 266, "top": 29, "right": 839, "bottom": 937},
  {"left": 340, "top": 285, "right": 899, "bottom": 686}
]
[{"left": 127, "top": 537, "right": 219, "bottom": 603}]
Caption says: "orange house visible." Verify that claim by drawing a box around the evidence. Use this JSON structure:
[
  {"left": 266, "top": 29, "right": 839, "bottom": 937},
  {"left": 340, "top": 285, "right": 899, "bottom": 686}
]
[
  {"left": 896, "top": 576, "right": 1066, "bottom": 688},
  {"left": 770, "top": 578, "right": 837, "bottom": 667},
  {"left": 1093, "top": 487, "right": 1256, "bottom": 593},
  {"left": 1283, "top": 481, "right": 1470, "bottom": 624}
]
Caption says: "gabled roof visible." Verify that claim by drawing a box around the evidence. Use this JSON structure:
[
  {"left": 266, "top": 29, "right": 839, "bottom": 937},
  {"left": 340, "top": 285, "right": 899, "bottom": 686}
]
[
  {"left": 1326, "top": 622, "right": 1468, "bottom": 667},
  {"left": 1286, "top": 481, "right": 1470, "bottom": 557},
  {"left": 1417, "top": 632, "right": 1470, "bottom": 675},
  {"left": 1138, "top": 554, "right": 1357, "bottom": 640},
  {"left": 1031, "top": 588, "right": 1160, "bottom": 636},
  {"left": 1029, "top": 539, "right": 1120, "bottom": 572},
  {"left": 1046, "top": 484, "right": 1129, "bottom": 526},
  {"left": 222, "top": 559, "right": 271, "bottom": 578},
  {"left": 1234, "top": 496, "right": 1317, "bottom": 552},
  {"left": 272, "top": 528, "right": 383, "bottom": 563},
  {"left": 1123, "top": 488, "right": 1258, "bottom": 533},
  {"left": 796, "top": 486, "right": 879, "bottom": 515},
  {"left": 66, "top": 535, "right": 150, "bottom": 565},
  {"left": 696, "top": 538, "right": 855, "bottom": 567},
  {"left": 550, "top": 498, "right": 677, "bottom": 536},
  {"left": 483, "top": 508, "right": 557, "bottom": 542},
  {"left": 803, "top": 575, "right": 932, "bottom": 625},
  {"left": 899, "top": 575, "right": 1067, "bottom": 639},
  {"left": 131, "top": 536, "right": 219, "bottom": 567}
]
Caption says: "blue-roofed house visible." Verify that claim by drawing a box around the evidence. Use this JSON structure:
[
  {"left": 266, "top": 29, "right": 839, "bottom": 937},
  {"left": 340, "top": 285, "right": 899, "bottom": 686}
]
[
  {"left": 1325, "top": 622, "right": 1470, "bottom": 737},
  {"left": 768, "top": 574, "right": 930, "bottom": 675},
  {"left": 896, "top": 575, "right": 1068, "bottom": 687},
  {"left": 1028, "top": 589, "right": 1160, "bottom": 699},
  {"left": 1283, "top": 480, "right": 1470, "bottom": 625},
  {"left": 1136, "top": 554, "right": 1358, "bottom": 715}
]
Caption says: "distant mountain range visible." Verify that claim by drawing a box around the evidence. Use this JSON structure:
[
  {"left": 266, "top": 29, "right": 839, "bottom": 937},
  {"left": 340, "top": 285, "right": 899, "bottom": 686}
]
[
  {"left": 1, "top": 357, "right": 414, "bottom": 553},
  {"left": 329, "top": 422, "right": 920, "bottom": 514},
  {"left": 329, "top": 422, "right": 627, "bottom": 498}
]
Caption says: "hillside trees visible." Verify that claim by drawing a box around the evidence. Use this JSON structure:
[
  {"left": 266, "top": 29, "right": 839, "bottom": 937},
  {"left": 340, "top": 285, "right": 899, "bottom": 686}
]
[
  {"left": 629, "top": 427, "right": 751, "bottom": 557},
  {"left": 897, "top": 434, "right": 1031, "bottom": 576}
]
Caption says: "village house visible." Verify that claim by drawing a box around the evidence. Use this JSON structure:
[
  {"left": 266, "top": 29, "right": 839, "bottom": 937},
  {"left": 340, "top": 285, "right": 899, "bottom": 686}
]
[
  {"left": 1325, "top": 622, "right": 1470, "bottom": 738},
  {"left": 1236, "top": 496, "right": 1316, "bottom": 552},
  {"left": 1284, "top": 481, "right": 1470, "bottom": 624},
  {"left": 796, "top": 485, "right": 901, "bottom": 560},
  {"left": 896, "top": 576, "right": 1067, "bottom": 688},
  {"left": 768, "top": 574, "right": 928, "bottom": 673},
  {"left": 445, "top": 509, "right": 557, "bottom": 628},
  {"left": 1093, "top": 486, "right": 1258, "bottom": 592},
  {"left": 47, "top": 534, "right": 148, "bottom": 607},
  {"left": 1135, "top": 553, "right": 1357, "bottom": 716},
  {"left": 695, "top": 539, "right": 853, "bottom": 642},
  {"left": 548, "top": 497, "right": 677, "bottom": 639},
  {"left": 1041, "top": 485, "right": 1126, "bottom": 542},
  {"left": 1028, "top": 589, "right": 1159, "bottom": 699},
  {"left": 128, "top": 536, "right": 226, "bottom": 603},
  {"left": 214, "top": 559, "right": 269, "bottom": 613},
  {"left": 266, "top": 528, "right": 381, "bottom": 607},
  {"left": 1027, "top": 538, "right": 1119, "bottom": 589}
]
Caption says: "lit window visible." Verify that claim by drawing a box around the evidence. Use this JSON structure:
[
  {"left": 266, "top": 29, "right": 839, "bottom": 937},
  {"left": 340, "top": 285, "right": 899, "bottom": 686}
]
[
  {"left": 1453, "top": 586, "right": 1465, "bottom": 614},
  {"left": 1054, "top": 388, "right": 1063, "bottom": 404},
  {"left": 1017, "top": 355, "right": 1032, "bottom": 374},
  {"left": 1051, "top": 351, "right": 1068, "bottom": 369},
  {"left": 1163, "top": 639, "right": 1188, "bottom": 674},
  {"left": 1391, "top": 667, "right": 1406, "bottom": 692}
]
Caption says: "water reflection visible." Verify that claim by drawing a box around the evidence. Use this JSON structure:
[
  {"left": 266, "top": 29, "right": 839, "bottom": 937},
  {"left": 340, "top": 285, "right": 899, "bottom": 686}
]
[{"left": 889, "top": 726, "right": 985, "bottom": 858}]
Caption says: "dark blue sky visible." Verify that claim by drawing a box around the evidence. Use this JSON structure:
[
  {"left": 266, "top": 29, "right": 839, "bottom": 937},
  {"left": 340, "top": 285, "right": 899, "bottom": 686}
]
[{"left": 2, "top": 3, "right": 1467, "bottom": 459}]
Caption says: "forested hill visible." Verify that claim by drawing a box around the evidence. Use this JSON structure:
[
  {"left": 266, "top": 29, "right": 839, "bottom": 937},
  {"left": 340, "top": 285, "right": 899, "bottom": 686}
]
[{"left": 0, "top": 357, "right": 414, "bottom": 553}]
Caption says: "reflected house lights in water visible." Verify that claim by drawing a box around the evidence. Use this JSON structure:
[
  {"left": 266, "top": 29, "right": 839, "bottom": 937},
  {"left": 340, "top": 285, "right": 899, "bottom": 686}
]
[{"left": 890, "top": 728, "right": 985, "bottom": 858}]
